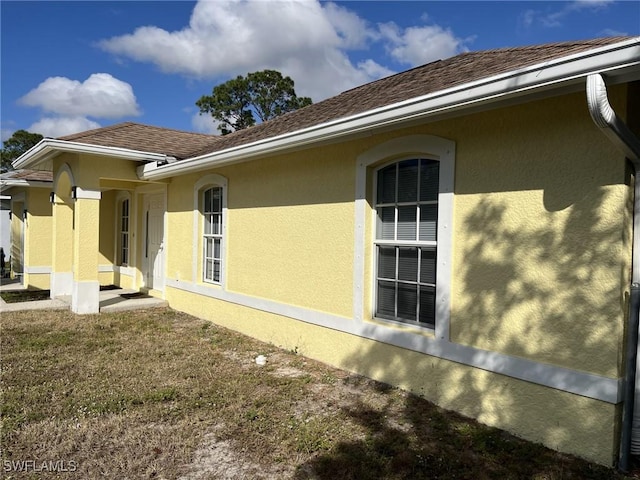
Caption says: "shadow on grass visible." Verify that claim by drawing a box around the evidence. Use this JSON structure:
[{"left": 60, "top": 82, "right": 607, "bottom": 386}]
[
  {"left": 0, "top": 289, "right": 51, "bottom": 303},
  {"left": 294, "top": 381, "right": 627, "bottom": 480}
]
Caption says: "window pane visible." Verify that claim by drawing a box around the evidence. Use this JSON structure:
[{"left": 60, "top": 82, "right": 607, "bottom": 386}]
[
  {"left": 397, "top": 206, "right": 417, "bottom": 241},
  {"left": 122, "top": 233, "right": 128, "bottom": 250},
  {"left": 214, "top": 238, "right": 221, "bottom": 259},
  {"left": 419, "top": 286, "right": 436, "bottom": 325},
  {"left": 212, "top": 187, "right": 221, "bottom": 213},
  {"left": 205, "top": 259, "right": 213, "bottom": 281},
  {"left": 398, "top": 247, "right": 418, "bottom": 281},
  {"left": 213, "top": 260, "right": 220, "bottom": 282},
  {"left": 378, "top": 246, "right": 395, "bottom": 279},
  {"left": 122, "top": 217, "right": 128, "bottom": 232},
  {"left": 377, "top": 207, "right": 395, "bottom": 240},
  {"left": 377, "top": 280, "right": 396, "bottom": 318},
  {"left": 398, "top": 159, "right": 419, "bottom": 203},
  {"left": 205, "top": 238, "right": 212, "bottom": 258},
  {"left": 377, "top": 164, "right": 396, "bottom": 204},
  {"left": 420, "top": 160, "right": 439, "bottom": 202},
  {"left": 419, "top": 205, "right": 438, "bottom": 241},
  {"left": 212, "top": 214, "right": 221, "bottom": 235},
  {"left": 122, "top": 249, "right": 128, "bottom": 265},
  {"left": 397, "top": 283, "right": 417, "bottom": 321},
  {"left": 204, "top": 188, "right": 212, "bottom": 212},
  {"left": 420, "top": 248, "right": 436, "bottom": 284}
]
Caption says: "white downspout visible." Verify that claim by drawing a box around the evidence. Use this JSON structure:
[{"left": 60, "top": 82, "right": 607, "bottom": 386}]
[{"left": 586, "top": 73, "right": 640, "bottom": 471}]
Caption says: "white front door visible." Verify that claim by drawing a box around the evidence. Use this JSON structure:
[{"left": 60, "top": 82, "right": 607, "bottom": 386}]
[{"left": 144, "top": 194, "right": 165, "bottom": 291}]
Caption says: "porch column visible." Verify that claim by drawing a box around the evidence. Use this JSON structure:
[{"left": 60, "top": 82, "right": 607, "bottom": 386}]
[
  {"left": 50, "top": 196, "right": 74, "bottom": 298},
  {"left": 71, "top": 188, "right": 101, "bottom": 314}
]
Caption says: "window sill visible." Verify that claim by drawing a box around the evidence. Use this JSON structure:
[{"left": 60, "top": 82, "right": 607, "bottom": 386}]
[{"left": 368, "top": 316, "right": 436, "bottom": 337}]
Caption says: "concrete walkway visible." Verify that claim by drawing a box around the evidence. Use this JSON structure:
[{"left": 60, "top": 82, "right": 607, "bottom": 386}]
[{"left": 0, "top": 278, "right": 167, "bottom": 314}]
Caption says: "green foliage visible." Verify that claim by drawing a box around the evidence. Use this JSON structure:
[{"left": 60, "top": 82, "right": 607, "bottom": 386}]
[
  {"left": 196, "top": 69, "right": 312, "bottom": 135},
  {"left": 0, "top": 129, "right": 43, "bottom": 171}
]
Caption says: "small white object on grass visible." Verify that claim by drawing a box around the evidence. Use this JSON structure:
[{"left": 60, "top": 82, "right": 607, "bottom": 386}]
[{"left": 255, "top": 355, "right": 267, "bottom": 365}]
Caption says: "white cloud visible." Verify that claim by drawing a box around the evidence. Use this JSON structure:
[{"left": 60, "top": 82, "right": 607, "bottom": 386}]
[
  {"left": 323, "top": 2, "right": 377, "bottom": 49},
  {"left": 379, "top": 22, "right": 467, "bottom": 66},
  {"left": 19, "top": 73, "right": 140, "bottom": 119},
  {"left": 28, "top": 117, "right": 101, "bottom": 138},
  {"left": 191, "top": 112, "right": 220, "bottom": 135},
  {"left": 99, "top": 0, "right": 469, "bottom": 102},
  {"left": 523, "top": 0, "right": 614, "bottom": 28},
  {"left": 598, "top": 28, "right": 629, "bottom": 36}
]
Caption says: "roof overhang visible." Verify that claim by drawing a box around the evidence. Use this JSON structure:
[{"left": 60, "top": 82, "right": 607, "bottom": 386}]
[
  {"left": 0, "top": 179, "right": 52, "bottom": 195},
  {"left": 139, "top": 37, "right": 639, "bottom": 180},
  {"left": 12, "top": 138, "right": 175, "bottom": 171}
]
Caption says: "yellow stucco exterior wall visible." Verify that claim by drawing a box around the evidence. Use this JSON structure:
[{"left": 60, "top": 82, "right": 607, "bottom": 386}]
[
  {"left": 162, "top": 86, "right": 632, "bottom": 465},
  {"left": 7, "top": 187, "right": 52, "bottom": 289},
  {"left": 25, "top": 188, "right": 53, "bottom": 289}
]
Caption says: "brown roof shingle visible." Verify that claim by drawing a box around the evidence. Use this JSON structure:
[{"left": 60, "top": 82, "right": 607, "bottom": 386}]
[
  {"left": 1, "top": 169, "right": 53, "bottom": 182},
  {"left": 54, "top": 36, "right": 636, "bottom": 162},
  {"left": 57, "top": 122, "right": 222, "bottom": 160},
  {"left": 187, "top": 36, "right": 634, "bottom": 157}
]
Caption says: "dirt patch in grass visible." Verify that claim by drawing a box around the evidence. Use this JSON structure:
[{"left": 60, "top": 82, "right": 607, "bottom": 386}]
[
  {"left": 1, "top": 309, "right": 637, "bottom": 479},
  {"left": 0, "top": 289, "right": 51, "bottom": 303}
]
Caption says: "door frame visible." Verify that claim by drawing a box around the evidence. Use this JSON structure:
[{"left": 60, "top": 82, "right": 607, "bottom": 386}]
[{"left": 137, "top": 186, "right": 167, "bottom": 295}]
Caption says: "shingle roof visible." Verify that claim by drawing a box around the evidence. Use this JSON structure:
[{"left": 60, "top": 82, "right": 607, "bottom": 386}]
[
  {"left": 57, "top": 122, "right": 222, "bottom": 160},
  {"left": 55, "top": 36, "right": 635, "bottom": 162},
  {"left": 1, "top": 169, "right": 53, "bottom": 182},
  {"left": 186, "top": 36, "right": 633, "bottom": 157}
]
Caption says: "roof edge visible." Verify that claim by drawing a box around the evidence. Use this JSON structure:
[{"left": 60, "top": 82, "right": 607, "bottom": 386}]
[
  {"left": 12, "top": 138, "right": 175, "bottom": 170},
  {"left": 140, "top": 37, "right": 640, "bottom": 180}
]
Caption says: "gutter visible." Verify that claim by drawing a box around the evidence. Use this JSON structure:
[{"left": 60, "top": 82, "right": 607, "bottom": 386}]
[
  {"left": 140, "top": 37, "right": 639, "bottom": 181},
  {"left": 586, "top": 73, "right": 640, "bottom": 472},
  {"left": 12, "top": 138, "right": 174, "bottom": 171}
]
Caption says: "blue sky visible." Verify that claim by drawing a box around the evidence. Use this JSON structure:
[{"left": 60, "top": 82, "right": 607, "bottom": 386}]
[{"left": 1, "top": 1, "right": 638, "bottom": 140}]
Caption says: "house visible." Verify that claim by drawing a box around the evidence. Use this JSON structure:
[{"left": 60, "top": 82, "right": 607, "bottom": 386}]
[
  {"left": 2, "top": 36, "right": 639, "bottom": 467},
  {"left": 0, "top": 169, "right": 53, "bottom": 285}
]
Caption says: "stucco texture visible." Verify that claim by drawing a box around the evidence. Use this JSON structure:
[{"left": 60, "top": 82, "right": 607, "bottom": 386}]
[
  {"left": 447, "top": 90, "right": 630, "bottom": 378},
  {"left": 167, "top": 147, "right": 358, "bottom": 319},
  {"left": 167, "top": 287, "right": 618, "bottom": 466}
]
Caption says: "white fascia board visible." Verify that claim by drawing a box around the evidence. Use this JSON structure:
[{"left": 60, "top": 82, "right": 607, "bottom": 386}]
[
  {"left": 12, "top": 139, "right": 172, "bottom": 170},
  {"left": 0, "top": 180, "right": 52, "bottom": 193},
  {"left": 141, "top": 37, "right": 640, "bottom": 181}
]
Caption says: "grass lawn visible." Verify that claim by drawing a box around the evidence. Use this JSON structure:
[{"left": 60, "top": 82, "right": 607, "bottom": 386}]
[{"left": 1, "top": 308, "right": 636, "bottom": 479}]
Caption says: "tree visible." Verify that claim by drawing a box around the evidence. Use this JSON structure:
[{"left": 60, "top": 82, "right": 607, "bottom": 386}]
[
  {"left": 1, "top": 130, "right": 43, "bottom": 171},
  {"left": 196, "top": 70, "right": 312, "bottom": 135}
]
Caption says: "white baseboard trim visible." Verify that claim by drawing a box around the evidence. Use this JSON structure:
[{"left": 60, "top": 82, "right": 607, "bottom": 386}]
[
  {"left": 24, "top": 266, "right": 52, "bottom": 274},
  {"left": 165, "top": 277, "right": 621, "bottom": 404}
]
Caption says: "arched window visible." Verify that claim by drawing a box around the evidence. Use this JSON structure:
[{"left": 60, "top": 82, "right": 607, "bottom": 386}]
[
  {"left": 202, "top": 186, "right": 223, "bottom": 283},
  {"left": 194, "top": 174, "right": 227, "bottom": 285},
  {"left": 356, "top": 135, "right": 454, "bottom": 337}
]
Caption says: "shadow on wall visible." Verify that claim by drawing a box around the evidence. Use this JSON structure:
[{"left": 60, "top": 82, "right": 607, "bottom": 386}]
[{"left": 293, "top": 162, "right": 631, "bottom": 474}]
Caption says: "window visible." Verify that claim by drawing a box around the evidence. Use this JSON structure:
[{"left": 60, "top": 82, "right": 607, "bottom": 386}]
[
  {"left": 375, "top": 159, "right": 439, "bottom": 328},
  {"left": 202, "top": 186, "right": 223, "bottom": 283},
  {"left": 119, "top": 198, "right": 130, "bottom": 266},
  {"left": 193, "top": 174, "right": 227, "bottom": 286},
  {"left": 355, "top": 135, "right": 453, "bottom": 338}
]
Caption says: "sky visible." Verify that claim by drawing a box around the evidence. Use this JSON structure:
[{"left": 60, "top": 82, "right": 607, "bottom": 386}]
[{"left": 1, "top": 0, "right": 639, "bottom": 141}]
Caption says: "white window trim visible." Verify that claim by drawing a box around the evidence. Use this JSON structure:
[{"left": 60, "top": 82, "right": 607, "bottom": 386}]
[
  {"left": 354, "top": 135, "right": 455, "bottom": 341},
  {"left": 115, "top": 192, "right": 132, "bottom": 267},
  {"left": 193, "top": 174, "right": 228, "bottom": 286}
]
